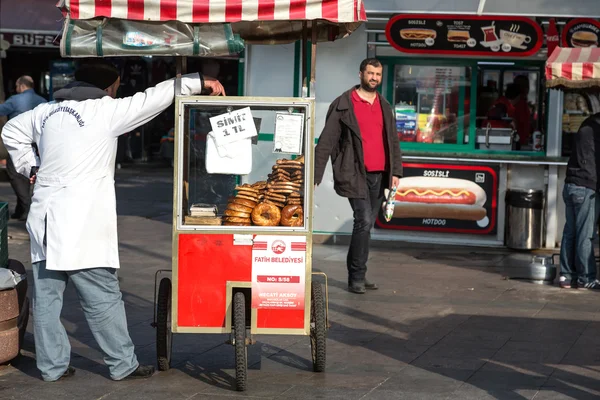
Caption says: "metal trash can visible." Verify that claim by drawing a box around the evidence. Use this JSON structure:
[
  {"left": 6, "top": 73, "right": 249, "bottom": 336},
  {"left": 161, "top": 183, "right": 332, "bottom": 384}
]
[{"left": 505, "top": 189, "right": 544, "bottom": 249}]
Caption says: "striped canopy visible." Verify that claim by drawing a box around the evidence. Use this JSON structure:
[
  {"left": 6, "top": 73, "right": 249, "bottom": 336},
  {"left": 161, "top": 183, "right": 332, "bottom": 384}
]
[
  {"left": 546, "top": 47, "right": 600, "bottom": 89},
  {"left": 58, "top": 0, "right": 366, "bottom": 24}
]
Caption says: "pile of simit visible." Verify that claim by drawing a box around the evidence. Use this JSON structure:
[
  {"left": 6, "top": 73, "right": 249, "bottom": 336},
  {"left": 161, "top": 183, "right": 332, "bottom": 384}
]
[{"left": 222, "top": 156, "right": 305, "bottom": 227}]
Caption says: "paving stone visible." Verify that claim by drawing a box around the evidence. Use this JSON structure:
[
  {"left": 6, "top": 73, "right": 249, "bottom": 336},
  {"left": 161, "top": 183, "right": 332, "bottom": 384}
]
[{"left": 1, "top": 168, "right": 600, "bottom": 399}]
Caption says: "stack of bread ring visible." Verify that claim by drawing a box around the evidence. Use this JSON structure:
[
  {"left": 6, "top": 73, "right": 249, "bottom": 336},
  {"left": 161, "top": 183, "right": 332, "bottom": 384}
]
[
  {"left": 223, "top": 183, "right": 261, "bottom": 226},
  {"left": 222, "top": 156, "right": 305, "bottom": 227}
]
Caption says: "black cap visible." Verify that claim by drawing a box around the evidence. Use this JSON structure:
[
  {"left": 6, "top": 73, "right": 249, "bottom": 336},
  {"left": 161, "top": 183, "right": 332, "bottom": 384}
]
[{"left": 75, "top": 60, "right": 120, "bottom": 90}]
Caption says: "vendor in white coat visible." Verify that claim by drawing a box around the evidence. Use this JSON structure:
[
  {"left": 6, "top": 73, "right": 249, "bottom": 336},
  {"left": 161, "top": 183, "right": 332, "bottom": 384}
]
[{"left": 1, "top": 61, "right": 225, "bottom": 382}]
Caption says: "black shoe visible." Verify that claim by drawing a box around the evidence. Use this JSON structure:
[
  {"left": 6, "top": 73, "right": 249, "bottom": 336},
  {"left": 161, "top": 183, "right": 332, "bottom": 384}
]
[
  {"left": 10, "top": 212, "right": 23, "bottom": 220},
  {"left": 122, "top": 365, "right": 155, "bottom": 380},
  {"left": 365, "top": 280, "right": 379, "bottom": 290},
  {"left": 348, "top": 282, "right": 366, "bottom": 294},
  {"left": 57, "top": 366, "right": 76, "bottom": 381}
]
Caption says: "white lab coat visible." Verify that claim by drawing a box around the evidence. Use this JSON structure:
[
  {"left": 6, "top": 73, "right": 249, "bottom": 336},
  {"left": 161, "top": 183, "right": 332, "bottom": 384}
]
[{"left": 2, "top": 73, "right": 204, "bottom": 271}]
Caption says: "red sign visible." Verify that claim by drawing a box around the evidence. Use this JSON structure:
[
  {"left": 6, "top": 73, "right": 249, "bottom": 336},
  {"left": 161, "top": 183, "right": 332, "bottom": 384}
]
[
  {"left": 547, "top": 18, "right": 559, "bottom": 58},
  {"left": 386, "top": 14, "right": 543, "bottom": 57},
  {"left": 561, "top": 19, "right": 600, "bottom": 48},
  {"left": 376, "top": 163, "right": 499, "bottom": 235}
]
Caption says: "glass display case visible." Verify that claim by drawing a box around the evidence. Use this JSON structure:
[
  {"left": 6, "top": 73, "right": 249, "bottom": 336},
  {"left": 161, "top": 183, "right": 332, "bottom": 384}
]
[{"left": 173, "top": 97, "right": 314, "bottom": 232}]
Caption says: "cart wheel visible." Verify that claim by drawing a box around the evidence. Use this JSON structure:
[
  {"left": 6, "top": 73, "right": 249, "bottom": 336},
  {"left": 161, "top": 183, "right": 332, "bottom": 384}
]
[
  {"left": 233, "top": 291, "right": 247, "bottom": 391},
  {"left": 310, "top": 282, "right": 326, "bottom": 372},
  {"left": 156, "top": 278, "right": 173, "bottom": 371}
]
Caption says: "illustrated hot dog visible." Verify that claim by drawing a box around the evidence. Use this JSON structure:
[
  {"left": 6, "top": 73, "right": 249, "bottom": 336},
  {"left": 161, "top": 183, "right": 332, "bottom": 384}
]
[{"left": 391, "top": 177, "right": 487, "bottom": 221}]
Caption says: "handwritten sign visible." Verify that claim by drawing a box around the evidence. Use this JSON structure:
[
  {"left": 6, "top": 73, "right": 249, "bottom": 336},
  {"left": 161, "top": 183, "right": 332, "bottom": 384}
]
[
  {"left": 273, "top": 113, "right": 304, "bottom": 154},
  {"left": 209, "top": 107, "right": 257, "bottom": 147}
]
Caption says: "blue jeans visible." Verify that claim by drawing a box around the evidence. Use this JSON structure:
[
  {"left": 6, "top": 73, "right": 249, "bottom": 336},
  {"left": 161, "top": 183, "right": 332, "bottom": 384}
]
[
  {"left": 32, "top": 261, "right": 139, "bottom": 381},
  {"left": 560, "top": 184, "right": 600, "bottom": 285}
]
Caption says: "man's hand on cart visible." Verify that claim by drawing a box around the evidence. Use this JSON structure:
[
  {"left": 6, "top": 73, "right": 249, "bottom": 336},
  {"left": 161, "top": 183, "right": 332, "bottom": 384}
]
[
  {"left": 392, "top": 176, "right": 400, "bottom": 189},
  {"left": 203, "top": 76, "right": 226, "bottom": 96}
]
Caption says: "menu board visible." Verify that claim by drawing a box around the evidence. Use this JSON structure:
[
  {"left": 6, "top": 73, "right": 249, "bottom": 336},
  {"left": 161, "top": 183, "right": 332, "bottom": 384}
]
[
  {"left": 562, "top": 19, "right": 600, "bottom": 48},
  {"left": 386, "top": 14, "right": 543, "bottom": 57},
  {"left": 375, "top": 163, "right": 499, "bottom": 235}
]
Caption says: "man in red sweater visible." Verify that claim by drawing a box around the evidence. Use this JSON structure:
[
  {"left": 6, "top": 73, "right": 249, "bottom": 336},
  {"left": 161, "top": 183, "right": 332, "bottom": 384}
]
[{"left": 314, "top": 58, "right": 403, "bottom": 294}]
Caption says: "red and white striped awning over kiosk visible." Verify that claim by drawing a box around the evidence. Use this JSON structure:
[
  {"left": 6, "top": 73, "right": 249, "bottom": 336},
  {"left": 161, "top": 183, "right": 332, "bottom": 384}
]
[
  {"left": 60, "top": 0, "right": 366, "bottom": 25},
  {"left": 546, "top": 47, "right": 600, "bottom": 89},
  {"left": 57, "top": 0, "right": 366, "bottom": 57}
]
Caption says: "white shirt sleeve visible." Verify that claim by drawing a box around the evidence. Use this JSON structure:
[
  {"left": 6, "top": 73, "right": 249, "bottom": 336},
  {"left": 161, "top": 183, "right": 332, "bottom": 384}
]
[
  {"left": 101, "top": 73, "right": 204, "bottom": 136},
  {"left": 1, "top": 109, "right": 41, "bottom": 177}
]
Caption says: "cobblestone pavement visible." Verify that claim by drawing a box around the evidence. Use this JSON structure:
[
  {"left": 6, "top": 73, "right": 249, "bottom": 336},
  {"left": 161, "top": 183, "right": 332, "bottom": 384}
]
[{"left": 1, "top": 166, "right": 599, "bottom": 400}]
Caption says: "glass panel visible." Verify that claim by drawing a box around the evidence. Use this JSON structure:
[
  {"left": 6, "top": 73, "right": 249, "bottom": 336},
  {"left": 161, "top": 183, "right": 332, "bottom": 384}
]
[
  {"left": 393, "top": 65, "right": 471, "bottom": 144},
  {"left": 502, "top": 70, "right": 539, "bottom": 149},
  {"left": 181, "top": 102, "right": 308, "bottom": 229},
  {"left": 475, "top": 67, "right": 541, "bottom": 151}
]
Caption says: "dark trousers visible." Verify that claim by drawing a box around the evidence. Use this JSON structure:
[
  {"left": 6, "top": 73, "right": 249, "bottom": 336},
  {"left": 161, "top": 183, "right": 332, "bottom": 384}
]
[
  {"left": 347, "top": 172, "right": 384, "bottom": 284},
  {"left": 6, "top": 157, "right": 31, "bottom": 216}
]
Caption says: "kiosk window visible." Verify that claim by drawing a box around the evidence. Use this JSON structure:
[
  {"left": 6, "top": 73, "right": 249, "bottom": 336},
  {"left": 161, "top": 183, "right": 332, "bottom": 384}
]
[{"left": 393, "top": 65, "right": 471, "bottom": 144}]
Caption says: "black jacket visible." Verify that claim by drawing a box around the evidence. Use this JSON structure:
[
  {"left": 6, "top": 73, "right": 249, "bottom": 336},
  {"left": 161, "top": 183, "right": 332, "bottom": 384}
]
[
  {"left": 314, "top": 87, "right": 403, "bottom": 199},
  {"left": 565, "top": 112, "right": 600, "bottom": 191}
]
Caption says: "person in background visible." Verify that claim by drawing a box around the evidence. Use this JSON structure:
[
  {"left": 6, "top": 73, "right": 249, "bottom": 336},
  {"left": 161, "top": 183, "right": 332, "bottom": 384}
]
[
  {"left": 484, "top": 83, "right": 521, "bottom": 131},
  {"left": 513, "top": 75, "right": 533, "bottom": 147},
  {"left": 314, "top": 58, "right": 403, "bottom": 294},
  {"left": 0, "top": 76, "right": 46, "bottom": 220},
  {"left": 559, "top": 111, "right": 600, "bottom": 290},
  {"left": 1, "top": 60, "right": 225, "bottom": 382}
]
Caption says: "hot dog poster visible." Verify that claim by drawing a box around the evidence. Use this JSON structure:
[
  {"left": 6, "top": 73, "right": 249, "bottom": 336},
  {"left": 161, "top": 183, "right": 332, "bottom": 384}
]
[
  {"left": 376, "top": 163, "right": 499, "bottom": 235},
  {"left": 386, "top": 14, "right": 543, "bottom": 57}
]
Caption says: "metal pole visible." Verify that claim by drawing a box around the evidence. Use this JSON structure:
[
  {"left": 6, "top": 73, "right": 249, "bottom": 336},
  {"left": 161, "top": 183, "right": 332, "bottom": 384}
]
[
  {"left": 301, "top": 22, "right": 308, "bottom": 98},
  {"left": 310, "top": 21, "right": 318, "bottom": 99}
]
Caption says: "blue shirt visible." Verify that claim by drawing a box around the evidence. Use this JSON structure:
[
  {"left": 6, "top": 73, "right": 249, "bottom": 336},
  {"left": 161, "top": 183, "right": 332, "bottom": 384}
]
[{"left": 0, "top": 89, "right": 47, "bottom": 119}]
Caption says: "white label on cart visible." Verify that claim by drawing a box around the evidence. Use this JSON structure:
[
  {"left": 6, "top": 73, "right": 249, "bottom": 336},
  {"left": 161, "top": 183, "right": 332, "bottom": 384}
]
[
  {"left": 251, "top": 236, "right": 306, "bottom": 310},
  {"left": 233, "top": 234, "right": 253, "bottom": 246},
  {"left": 273, "top": 113, "right": 304, "bottom": 154},
  {"left": 209, "top": 107, "right": 257, "bottom": 147}
]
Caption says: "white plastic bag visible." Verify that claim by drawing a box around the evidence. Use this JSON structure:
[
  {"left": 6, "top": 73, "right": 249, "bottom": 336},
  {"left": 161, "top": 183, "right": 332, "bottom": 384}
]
[{"left": 205, "top": 131, "right": 252, "bottom": 175}]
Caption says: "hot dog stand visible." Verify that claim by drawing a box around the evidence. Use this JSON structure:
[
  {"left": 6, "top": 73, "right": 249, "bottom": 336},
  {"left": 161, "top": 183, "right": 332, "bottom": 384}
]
[
  {"left": 57, "top": 0, "right": 366, "bottom": 392},
  {"left": 309, "top": 7, "right": 599, "bottom": 251}
]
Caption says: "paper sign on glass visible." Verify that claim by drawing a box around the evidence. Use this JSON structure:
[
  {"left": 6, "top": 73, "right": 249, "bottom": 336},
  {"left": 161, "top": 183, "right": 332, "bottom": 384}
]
[
  {"left": 209, "top": 107, "right": 257, "bottom": 147},
  {"left": 273, "top": 113, "right": 304, "bottom": 154}
]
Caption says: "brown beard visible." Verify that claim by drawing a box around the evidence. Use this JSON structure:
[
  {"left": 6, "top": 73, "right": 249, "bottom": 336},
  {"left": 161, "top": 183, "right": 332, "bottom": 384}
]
[{"left": 360, "top": 78, "right": 379, "bottom": 93}]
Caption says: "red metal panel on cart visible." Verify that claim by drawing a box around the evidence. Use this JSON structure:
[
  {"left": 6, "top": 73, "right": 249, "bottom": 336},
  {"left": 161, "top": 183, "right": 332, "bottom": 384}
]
[
  {"left": 257, "top": 309, "right": 305, "bottom": 329},
  {"left": 177, "top": 233, "right": 251, "bottom": 328}
]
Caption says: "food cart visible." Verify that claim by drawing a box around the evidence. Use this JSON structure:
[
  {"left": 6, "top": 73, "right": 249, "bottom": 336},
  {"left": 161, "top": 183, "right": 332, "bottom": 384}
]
[{"left": 57, "top": 0, "right": 366, "bottom": 392}]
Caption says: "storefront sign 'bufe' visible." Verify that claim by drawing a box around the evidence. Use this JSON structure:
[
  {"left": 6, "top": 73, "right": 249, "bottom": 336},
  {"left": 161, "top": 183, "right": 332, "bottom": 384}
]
[
  {"left": 375, "top": 163, "right": 499, "bottom": 235},
  {"left": 562, "top": 19, "right": 600, "bottom": 48},
  {"left": 386, "top": 15, "right": 543, "bottom": 57}
]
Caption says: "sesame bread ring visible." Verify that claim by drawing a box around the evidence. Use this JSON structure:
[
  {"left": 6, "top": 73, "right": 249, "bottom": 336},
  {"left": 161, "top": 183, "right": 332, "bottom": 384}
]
[
  {"left": 224, "top": 209, "right": 251, "bottom": 218},
  {"left": 280, "top": 205, "right": 303, "bottom": 227},
  {"left": 251, "top": 202, "right": 281, "bottom": 226},
  {"left": 223, "top": 216, "right": 252, "bottom": 223},
  {"left": 230, "top": 199, "right": 256, "bottom": 210},
  {"left": 264, "top": 199, "right": 286, "bottom": 209},
  {"left": 235, "top": 186, "right": 259, "bottom": 193},
  {"left": 235, "top": 194, "right": 259, "bottom": 203}
]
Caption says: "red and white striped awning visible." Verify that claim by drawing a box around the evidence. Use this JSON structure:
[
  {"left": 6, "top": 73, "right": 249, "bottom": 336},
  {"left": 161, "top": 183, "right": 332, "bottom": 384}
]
[
  {"left": 546, "top": 47, "right": 600, "bottom": 89},
  {"left": 58, "top": 0, "right": 366, "bottom": 24}
]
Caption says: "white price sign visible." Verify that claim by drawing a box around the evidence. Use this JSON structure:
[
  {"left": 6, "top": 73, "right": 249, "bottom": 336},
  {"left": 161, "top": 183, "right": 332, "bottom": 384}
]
[{"left": 209, "top": 107, "right": 257, "bottom": 147}]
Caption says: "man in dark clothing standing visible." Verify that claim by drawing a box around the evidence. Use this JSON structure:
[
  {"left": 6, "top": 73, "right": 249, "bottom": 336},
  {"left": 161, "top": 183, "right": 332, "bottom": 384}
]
[
  {"left": 560, "top": 112, "right": 600, "bottom": 289},
  {"left": 314, "top": 58, "right": 403, "bottom": 294},
  {"left": 0, "top": 76, "right": 46, "bottom": 220}
]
